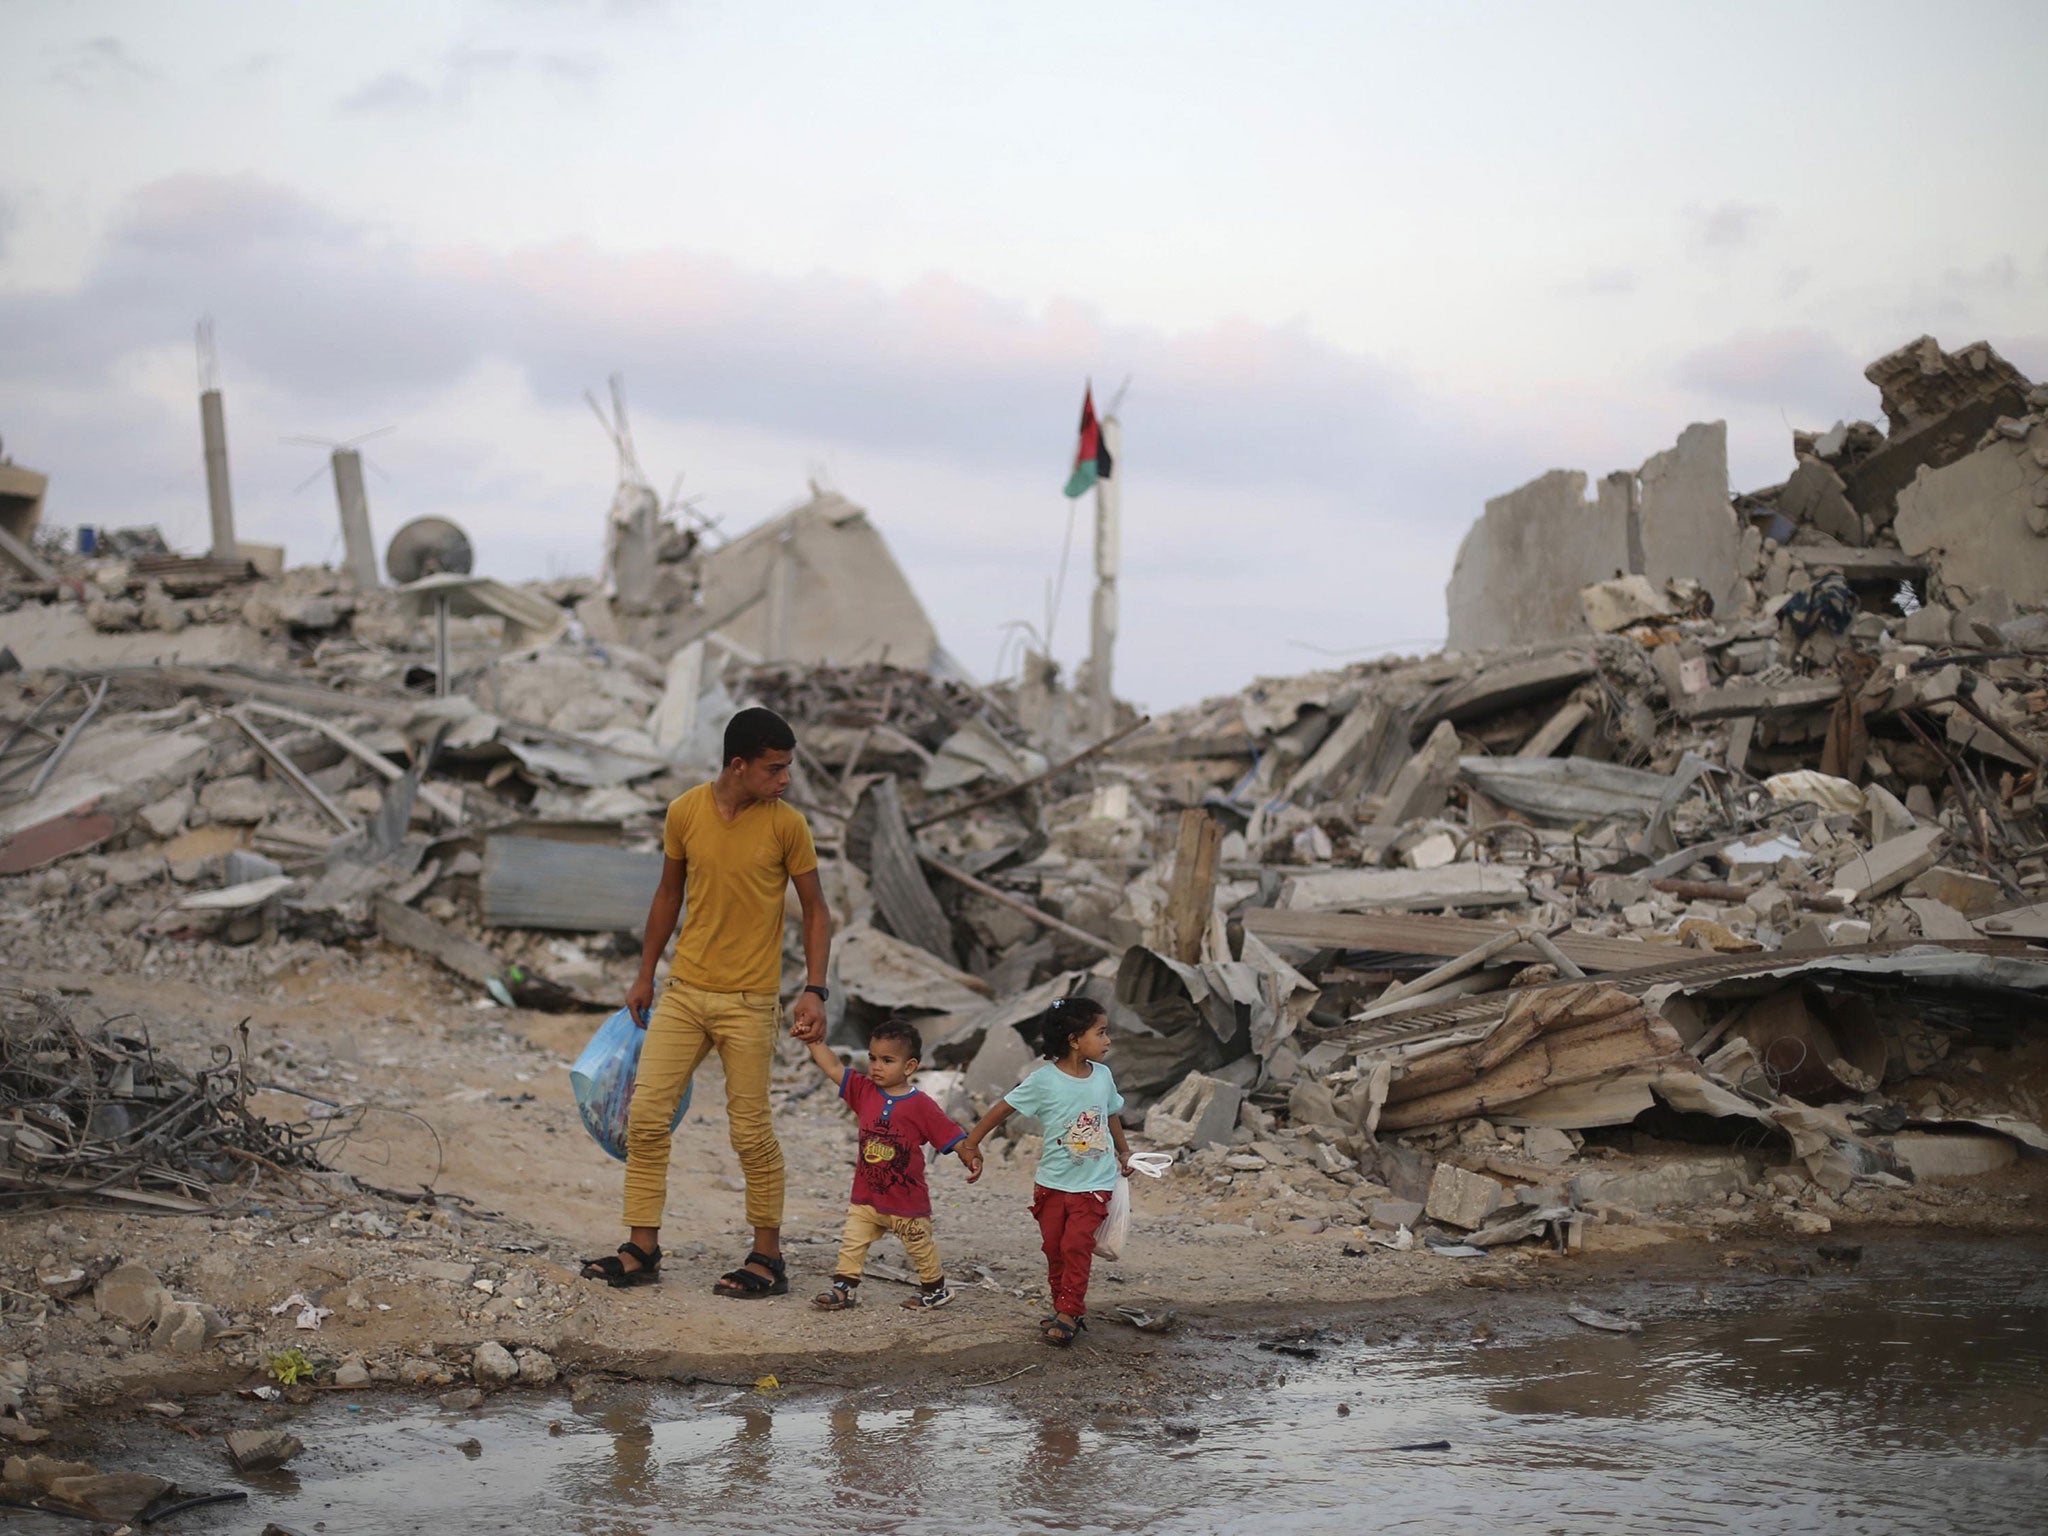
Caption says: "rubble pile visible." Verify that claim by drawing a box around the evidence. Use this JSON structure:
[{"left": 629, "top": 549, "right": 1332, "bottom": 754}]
[
  {"left": 0, "top": 986, "right": 331, "bottom": 1212},
  {"left": 3, "top": 331, "right": 2046, "bottom": 1276}
]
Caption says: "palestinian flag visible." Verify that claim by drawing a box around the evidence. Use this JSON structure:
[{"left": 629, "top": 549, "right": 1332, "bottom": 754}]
[{"left": 1063, "top": 385, "right": 1113, "bottom": 498}]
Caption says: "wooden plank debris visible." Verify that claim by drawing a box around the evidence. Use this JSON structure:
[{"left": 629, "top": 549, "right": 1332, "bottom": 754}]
[
  {"left": 1241, "top": 908, "right": 1685, "bottom": 976},
  {"left": 1163, "top": 809, "right": 1223, "bottom": 963}
]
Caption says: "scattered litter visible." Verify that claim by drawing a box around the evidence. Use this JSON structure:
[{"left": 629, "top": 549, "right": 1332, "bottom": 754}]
[
  {"left": 267, "top": 1293, "right": 333, "bottom": 1330},
  {"left": 1568, "top": 1303, "right": 1643, "bottom": 1334}
]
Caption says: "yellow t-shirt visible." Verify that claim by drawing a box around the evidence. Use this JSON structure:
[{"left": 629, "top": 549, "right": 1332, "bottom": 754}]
[{"left": 662, "top": 783, "right": 819, "bottom": 994}]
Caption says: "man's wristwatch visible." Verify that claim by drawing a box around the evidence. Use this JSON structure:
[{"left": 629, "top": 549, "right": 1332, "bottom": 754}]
[{"left": 803, "top": 984, "right": 830, "bottom": 1002}]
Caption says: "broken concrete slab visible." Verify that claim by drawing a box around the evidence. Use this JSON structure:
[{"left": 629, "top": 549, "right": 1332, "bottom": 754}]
[
  {"left": 1904, "top": 865, "right": 2003, "bottom": 917},
  {"left": 1778, "top": 457, "right": 1862, "bottom": 544},
  {"left": 1368, "top": 1198, "right": 1424, "bottom": 1231},
  {"left": 1279, "top": 863, "right": 1528, "bottom": 913},
  {"left": 1637, "top": 422, "right": 1741, "bottom": 616},
  {"left": 1887, "top": 1130, "right": 2018, "bottom": 1180},
  {"left": 1415, "top": 649, "right": 1596, "bottom": 731},
  {"left": 1902, "top": 896, "right": 1977, "bottom": 941},
  {"left": 1424, "top": 1163, "right": 1505, "bottom": 1230},
  {"left": 93, "top": 1262, "right": 168, "bottom": 1329},
  {"left": 1372, "top": 719, "right": 1460, "bottom": 826},
  {"left": 1446, "top": 471, "right": 1631, "bottom": 649},
  {"left": 224, "top": 1428, "right": 305, "bottom": 1471},
  {"left": 1895, "top": 427, "right": 2048, "bottom": 598},
  {"left": 1458, "top": 754, "right": 1675, "bottom": 824},
  {"left": 1579, "top": 575, "right": 1671, "bottom": 633},
  {"left": 43, "top": 1471, "right": 176, "bottom": 1523},
  {"left": 1142, "top": 1071, "right": 1244, "bottom": 1151},
  {"left": 1831, "top": 827, "right": 1946, "bottom": 904}
]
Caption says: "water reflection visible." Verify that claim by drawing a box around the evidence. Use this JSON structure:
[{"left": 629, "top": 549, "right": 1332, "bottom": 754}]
[{"left": 35, "top": 1239, "right": 2048, "bottom": 1536}]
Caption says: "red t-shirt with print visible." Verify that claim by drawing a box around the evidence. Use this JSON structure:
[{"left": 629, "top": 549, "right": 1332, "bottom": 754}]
[{"left": 840, "top": 1072, "right": 966, "bottom": 1218}]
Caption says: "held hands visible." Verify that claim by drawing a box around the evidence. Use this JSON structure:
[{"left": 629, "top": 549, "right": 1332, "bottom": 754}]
[
  {"left": 958, "top": 1143, "right": 985, "bottom": 1183},
  {"left": 624, "top": 976, "right": 655, "bottom": 1029},
  {"left": 789, "top": 989, "right": 827, "bottom": 1043}
]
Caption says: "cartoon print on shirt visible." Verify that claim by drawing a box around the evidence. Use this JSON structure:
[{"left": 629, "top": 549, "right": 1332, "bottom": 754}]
[
  {"left": 1056, "top": 1107, "right": 1109, "bottom": 1159},
  {"left": 859, "top": 1129, "right": 917, "bottom": 1197}
]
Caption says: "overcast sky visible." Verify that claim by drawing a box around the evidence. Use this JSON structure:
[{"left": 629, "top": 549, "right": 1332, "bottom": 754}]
[{"left": 3, "top": 1, "right": 2045, "bottom": 708}]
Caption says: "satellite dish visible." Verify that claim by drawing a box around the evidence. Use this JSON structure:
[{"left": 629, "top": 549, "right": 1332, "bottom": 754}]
[{"left": 385, "top": 517, "right": 475, "bottom": 584}]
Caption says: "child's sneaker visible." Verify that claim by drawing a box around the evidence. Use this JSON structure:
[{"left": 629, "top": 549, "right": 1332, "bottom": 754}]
[
  {"left": 813, "top": 1279, "right": 859, "bottom": 1310},
  {"left": 901, "top": 1281, "right": 953, "bottom": 1310}
]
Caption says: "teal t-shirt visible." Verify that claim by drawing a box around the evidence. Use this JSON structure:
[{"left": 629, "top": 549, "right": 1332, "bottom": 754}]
[{"left": 1004, "top": 1062, "right": 1125, "bottom": 1193}]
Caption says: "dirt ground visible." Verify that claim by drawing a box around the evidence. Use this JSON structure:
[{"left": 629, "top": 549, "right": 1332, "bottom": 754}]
[{"left": 5, "top": 934, "right": 2045, "bottom": 1430}]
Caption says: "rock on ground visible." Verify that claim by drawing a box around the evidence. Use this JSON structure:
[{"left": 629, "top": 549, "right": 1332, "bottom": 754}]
[
  {"left": 224, "top": 1428, "right": 305, "bottom": 1472},
  {"left": 93, "top": 1263, "right": 167, "bottom": 1330},
  {"left": 471, "top": 1341, "right": 518, "bottom": 1388}
]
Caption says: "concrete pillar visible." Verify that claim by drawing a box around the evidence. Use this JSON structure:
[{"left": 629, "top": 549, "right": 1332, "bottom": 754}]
[
  {"left": 1088, "top": 415, "right": 1121, "bottom": 735},
  {"left": 199, "top": 389, "right": 238, "bottom": 561},
  {"left": 330, "top": 448, "right": 380, "bottom": 588},
  {"left": 763, "top": 533, "right": 794, "bottom": 662}
]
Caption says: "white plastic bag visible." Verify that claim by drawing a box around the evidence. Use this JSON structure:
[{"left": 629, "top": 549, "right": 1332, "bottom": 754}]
[{"left": 1094, "top": 1151, "right": 1172, "bottom": 1260}]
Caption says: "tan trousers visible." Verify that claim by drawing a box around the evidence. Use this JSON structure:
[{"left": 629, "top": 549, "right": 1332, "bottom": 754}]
[
  {"left": 833, "top": 1203, "right": 943, "bottom": 1285},
  {"left": 622, "top": 981, "right": 783, "bottom": 1230}
]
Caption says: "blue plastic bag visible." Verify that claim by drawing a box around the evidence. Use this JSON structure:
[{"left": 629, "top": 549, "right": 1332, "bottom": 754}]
[{"left": 570, "top": 1008, "right": 691, "bottom": 1162}]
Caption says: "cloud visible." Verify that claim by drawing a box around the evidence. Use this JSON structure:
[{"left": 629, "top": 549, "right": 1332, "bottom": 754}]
[
  {"left": 1577, "top": 267, "right": 1638, "bottom": 297},
  {"left": 47, "top": 35, "right": 155, "bottom": 93},
  {"left": 1686, "top": 201, "right": 1772, "bottom": 256},
  {"left": 335, "top": 44, "right": 608, "bottom": 114},
  {"left": 0, "top": 175, "right": 1551, "bottom": 705},
  {"left": 1671, "top": 327, "right": 1863, "bottom": 411},
  {"left": 336, "top": 71, "right": 439, "bottom": 115}
]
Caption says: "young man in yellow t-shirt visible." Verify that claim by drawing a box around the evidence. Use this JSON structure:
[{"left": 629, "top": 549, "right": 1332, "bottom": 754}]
[{"left": 581, "top": 707, "right": 834, "bottom": 1298}]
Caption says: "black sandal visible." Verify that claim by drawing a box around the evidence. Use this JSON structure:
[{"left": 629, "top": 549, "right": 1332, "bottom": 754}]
[
  {"left": 715, "top": 1250, "right": 788, "bottom": 1299},
  {"left": 580, "top": 1241, "right": 661, "bottom": 1288},
  {"left": 1041, "top": 1315, "right": 1085, "bottom": 1347}
]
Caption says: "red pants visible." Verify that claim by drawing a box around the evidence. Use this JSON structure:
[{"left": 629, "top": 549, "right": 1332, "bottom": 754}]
[{"left": 1032, "top": 1184, "right": 1110, "bottom": 1318}]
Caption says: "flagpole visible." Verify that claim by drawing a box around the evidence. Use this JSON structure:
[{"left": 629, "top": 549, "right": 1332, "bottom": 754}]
[{"left": 1088, "top": 413, "right": 1121, "bottom": 736}]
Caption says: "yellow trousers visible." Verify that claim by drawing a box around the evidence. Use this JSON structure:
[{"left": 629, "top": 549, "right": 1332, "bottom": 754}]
[
  {"left": 833, "top": 1203, "right": 944, "bottom": 1285},
  {"left": 622, "top": 981, "right": 783, "bottom": 1230}
]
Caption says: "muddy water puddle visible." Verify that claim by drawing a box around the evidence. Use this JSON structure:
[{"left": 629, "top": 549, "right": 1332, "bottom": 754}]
[{"left": 28, "top": 1238, "right": 2048, "bottom": 1535}]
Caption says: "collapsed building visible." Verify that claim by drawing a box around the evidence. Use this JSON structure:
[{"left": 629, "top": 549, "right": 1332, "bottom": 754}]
[{"left": 3, "top": 333, "right": 2047, "bottom": 1274}]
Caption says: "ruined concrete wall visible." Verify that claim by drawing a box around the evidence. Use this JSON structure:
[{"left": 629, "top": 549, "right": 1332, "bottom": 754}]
[
  {"left": 1446, "top": 424, "right": 1736, "bottom": 651},
  {"left": 700, "top": 491, "right": 942, "bottom": 669},
  {"left": 1446, "top": 471, "right": 1631, "bottom": 651},
  {"left": 1895, "top": 422, "right": 2048, "bottom": 601},
  {"left": 1637, "top": 421, "right": 1740, "bottom": 614}
]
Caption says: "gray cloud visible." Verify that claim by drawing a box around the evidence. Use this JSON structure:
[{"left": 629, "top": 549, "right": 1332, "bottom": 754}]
[
  {"left": 336, "top": 44, "right": 608, "bottom": 114},
  {"left": 336, "top": 71, "right": 439, "bottom": 115},
  {"left": 1686, "top": 201, "right": 1772, "bottom": 256},
  {"left": 0, "top": 175, "right": 1530, "bottom": 507},
  {"left": 47, "top": 35, "right": 155, "bottom": 93},
  {"left": 0, "top": 174, "right": 1560, "bottom": 703},
  {"left": 1579, "top": 267, "right": 1638, "bottom": 297},
  {"left": 1671, "top": 327, "right": 1865, "bottom": 415}
]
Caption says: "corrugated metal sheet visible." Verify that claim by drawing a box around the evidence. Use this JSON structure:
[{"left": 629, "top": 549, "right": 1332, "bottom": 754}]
[{"left": 482, "top": 834, "right": 664, "bottom": 932}]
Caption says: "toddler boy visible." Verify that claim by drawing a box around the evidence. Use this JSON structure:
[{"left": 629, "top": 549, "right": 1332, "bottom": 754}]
[{"left": 804, "top": 1018, "right": 966, "bottom": 1310}]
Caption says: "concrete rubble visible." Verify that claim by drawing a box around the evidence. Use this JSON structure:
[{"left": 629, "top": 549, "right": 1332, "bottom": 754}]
[{"left": 2, "top": 332, "right": 2046, "bottom": 1460}]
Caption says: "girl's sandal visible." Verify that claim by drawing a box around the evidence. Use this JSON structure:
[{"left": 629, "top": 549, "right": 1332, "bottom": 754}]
[
  {"left": 579, "top": 1241, "right": 661, "bottom": 1288},
  {"left": 714, "top": 1250, "right": 789, "bottom": 1299},
  {"left": 813, "top": 1280, "right": 859, "bottom": 1310},
  {"left": 1040, "top": 1316, "right": 1085, "bottom": 1347}
]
